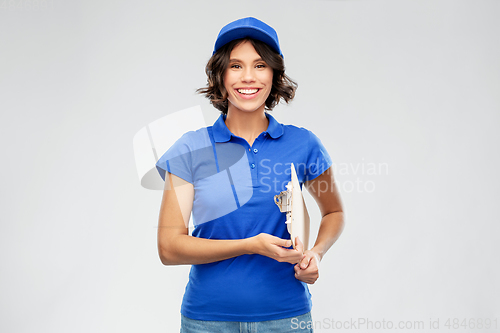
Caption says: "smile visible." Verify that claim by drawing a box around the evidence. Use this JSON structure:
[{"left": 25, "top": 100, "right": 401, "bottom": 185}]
[{"left": 237, "top": 88, "right": 260, "bottom": 95}]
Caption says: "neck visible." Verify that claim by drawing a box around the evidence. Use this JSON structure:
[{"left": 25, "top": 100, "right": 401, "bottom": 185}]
[{"left": 225, "top": 108, "right": 268, "bottom": 146}]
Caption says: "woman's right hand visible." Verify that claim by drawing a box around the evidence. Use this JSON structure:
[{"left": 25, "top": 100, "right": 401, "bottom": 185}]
[{"left": 249, "top": 233, "right": 305, "bottom": 264}]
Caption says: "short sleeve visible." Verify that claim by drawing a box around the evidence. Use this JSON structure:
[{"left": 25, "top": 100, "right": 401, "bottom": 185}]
[
  {"left": 305, "top": 130, "right": 332, "bottom": 182},
  {"left": 155, "top": 132, "right": 194, "bottom": 183}
]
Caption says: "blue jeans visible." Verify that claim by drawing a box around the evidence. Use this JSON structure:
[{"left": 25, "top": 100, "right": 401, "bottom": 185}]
[{"left": 180, "top": 311, "right": 313, "bottom": 332}]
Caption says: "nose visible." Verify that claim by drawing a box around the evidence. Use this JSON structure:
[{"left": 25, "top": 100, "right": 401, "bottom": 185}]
[{"left": 241, "top": 66, "right": 256, "bottom": 83}]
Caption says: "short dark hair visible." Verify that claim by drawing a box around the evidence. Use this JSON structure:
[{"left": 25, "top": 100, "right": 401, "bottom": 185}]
[{"left": 196, "top": 38, "right": 298, "bottom": 115}]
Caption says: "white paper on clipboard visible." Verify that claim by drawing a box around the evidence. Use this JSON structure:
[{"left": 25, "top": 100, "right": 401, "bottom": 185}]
[{"left": 274, "top": 163, "right": 310, "bottom": 250}]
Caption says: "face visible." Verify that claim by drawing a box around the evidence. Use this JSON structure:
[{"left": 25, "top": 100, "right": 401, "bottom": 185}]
[{"left": 223, "top": 40, "right": 273, "bottom": 115}]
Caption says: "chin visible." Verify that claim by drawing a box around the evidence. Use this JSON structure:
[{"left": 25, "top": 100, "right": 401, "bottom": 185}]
[{"left": 228, "top": 102, "right": 266, "bottom": 114}]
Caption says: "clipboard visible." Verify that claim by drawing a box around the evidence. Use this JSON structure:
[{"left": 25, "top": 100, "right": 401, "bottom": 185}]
[{"left": 274, "top": 163, "right": 310, "bottom": 250}]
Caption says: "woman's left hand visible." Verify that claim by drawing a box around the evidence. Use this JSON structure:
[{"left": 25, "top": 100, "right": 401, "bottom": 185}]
[{"left": 293, "top": 238, "right": 321, "bottom": 284}]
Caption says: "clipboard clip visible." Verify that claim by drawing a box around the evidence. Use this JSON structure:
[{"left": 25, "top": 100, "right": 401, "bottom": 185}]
[{"left": 274, "top": 183, "right": 293, "bottom": 226}]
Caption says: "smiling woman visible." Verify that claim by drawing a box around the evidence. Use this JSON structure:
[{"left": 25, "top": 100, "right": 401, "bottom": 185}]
[
  {"left": 223, "top": 41, "right": 273, "bottom": 115},
  {"left": 196, "top": 35, "right": 297, "bottom": 116},
  {"left": 155, "top": 17, "right": 344, "bottom": 333}
]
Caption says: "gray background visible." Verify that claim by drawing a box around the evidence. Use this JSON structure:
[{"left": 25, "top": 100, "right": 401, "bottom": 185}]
[{"left": 1, "top": 0, "right": 499, "bottom": 332}]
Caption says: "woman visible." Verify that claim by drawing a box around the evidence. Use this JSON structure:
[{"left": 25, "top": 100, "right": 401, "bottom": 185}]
[{"left": 156, "top": 17, "right": 344, "bottom": 333}]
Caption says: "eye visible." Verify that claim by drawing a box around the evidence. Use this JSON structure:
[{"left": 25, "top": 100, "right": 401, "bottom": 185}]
[
  {"left": 256, "top": 64, "right": 267, "bottom": 68},
  {"left": 230, "top": 64, "right": 241, "bottom": 69}
]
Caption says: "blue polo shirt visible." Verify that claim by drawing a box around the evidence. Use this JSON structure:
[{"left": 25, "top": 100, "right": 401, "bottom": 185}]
[{"left": 156, "top": 113, "right": 332, "bottom": 321}]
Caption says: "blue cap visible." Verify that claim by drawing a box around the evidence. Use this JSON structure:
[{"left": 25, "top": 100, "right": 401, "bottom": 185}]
[{"left": 212, "top": 17, "right": 283, "bottom": 58}]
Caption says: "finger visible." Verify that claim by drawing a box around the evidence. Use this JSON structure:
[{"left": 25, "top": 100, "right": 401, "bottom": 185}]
[
  {"left": 278, "top": 237, "right": 292, "bottom": 248},
  {"left": 294, "top": 236, "right": 304, "bottom": 253},
  {"left": 276, "top": 247, "right": 305, "bottom": 264},
  {"left": 297, "top": 255, "right": 306, "bottom": 269},
  {"left": 291, "top": 252, "right": 306, "bottom": 265},
  {"left": 300, "top": 255, "right": 311, "bottom": 269}
]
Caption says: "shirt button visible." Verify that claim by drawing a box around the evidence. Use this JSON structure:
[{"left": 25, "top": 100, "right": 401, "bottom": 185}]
[
  {"left": 253, "top": 148, "right": 258, "bottom": 153},
  {"left": 250, "top": 163, "right": 256, "bottom": 169}
]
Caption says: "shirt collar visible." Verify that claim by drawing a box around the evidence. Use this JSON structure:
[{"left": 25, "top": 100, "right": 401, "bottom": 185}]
[{"left": 212, "top": 112, "right": 284, "bottom": 143}]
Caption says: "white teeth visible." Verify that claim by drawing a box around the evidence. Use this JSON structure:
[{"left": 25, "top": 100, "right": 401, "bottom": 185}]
[{"left": 237, "top": 89, "right": 259, "bottom": 94}]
